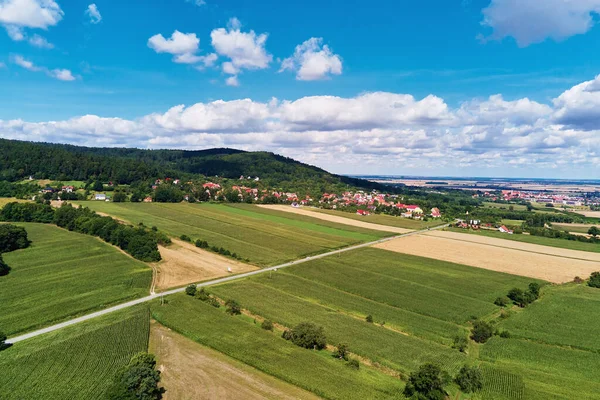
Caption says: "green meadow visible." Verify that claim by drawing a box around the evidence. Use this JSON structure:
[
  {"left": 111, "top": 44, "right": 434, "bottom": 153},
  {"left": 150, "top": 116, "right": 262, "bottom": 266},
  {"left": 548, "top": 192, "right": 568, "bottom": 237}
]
[
  {"left": 0, "top": 223, "right": 151, "bottom": 336},
  {"left": 0, "top": 307, "right": 150, "bottom": 400},
  {"left": 75, "top": 202, "right": 390, "bottom": 266}
]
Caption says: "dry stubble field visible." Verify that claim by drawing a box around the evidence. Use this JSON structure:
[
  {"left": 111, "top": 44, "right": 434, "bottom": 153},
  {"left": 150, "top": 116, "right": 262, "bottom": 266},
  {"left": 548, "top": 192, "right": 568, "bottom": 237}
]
[
  {"left": 154, "top": 239, "right": 257, "bottom": 290},
  {"left": 374, "top": 230, "right": 600, "bottom": 283}
]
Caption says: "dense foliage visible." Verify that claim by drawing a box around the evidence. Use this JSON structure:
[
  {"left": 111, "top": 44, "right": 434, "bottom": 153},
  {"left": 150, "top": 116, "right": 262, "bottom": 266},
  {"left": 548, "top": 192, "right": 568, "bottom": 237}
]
[
  {"left": 0, "top": 202, "right": 163, "bottom": 262},
  {"left": 454, "top": 365, "right": 483, "bottom": 393},
  {"left": 0, "top": 138, "right": 385, "bottom": 195},
  {"left": 470, "top": 320, "right": 494, "bottom": 343},
  {"left": 403, "top": 363, "right": 449, "bottom": 400},
  {"left": 0, "top": 330, "right": 7, "bottom": 351},
  {"left": 0, "top": 181, "right": 40, "bottom": 198},
  {"left": 588, "top": 272, "right": 600, "bottom": 288},
  {"left": 106, "top": 352, "right": 164, "bottom": 400},
  {"left": 282, "top": 322, "right": 327, "bottom": 350},
  {"left": 506, "top": 283, "right": 540, "bottom": 308},
  {"left": 0, "top": 224, "right": 31, "bottom": 253},
  {"left": 0, "top": 254, "right": 9, "bottom": 277}
]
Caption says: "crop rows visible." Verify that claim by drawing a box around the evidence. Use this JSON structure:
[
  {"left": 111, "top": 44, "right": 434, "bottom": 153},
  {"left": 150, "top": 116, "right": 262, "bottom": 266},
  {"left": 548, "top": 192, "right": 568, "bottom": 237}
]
[
  {"left": 77, "top": 202, "right": 387, "bottom": 266},
  {"left": 480, "top": 365, "right": 525, "bottom": 400},
  {"left": 0, "top": 223, "right": 151, "bottom": 335},
  {"left": 0, "top": 307, "right": 150, "bottom": 400}
]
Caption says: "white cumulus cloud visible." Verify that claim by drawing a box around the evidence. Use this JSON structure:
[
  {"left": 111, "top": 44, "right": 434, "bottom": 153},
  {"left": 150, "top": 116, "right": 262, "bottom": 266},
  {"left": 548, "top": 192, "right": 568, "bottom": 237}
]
[
  {"left": 148, "top": 30, "right": 217, "bottom": 68},
  {"left": 0, "top": 0, "right": 63, "bottom": 29},
  {"left": 49, "top": 68, "right": 75, "bottom": 81},
  {"left": 211, "top": 17, "right": 272, "bottom": 85},
  {"left": 481, "top": 0, "right": 600, "bottom": 47},
  {"left": 280, "top": 37, "right": 342, "bottom": 81},
  {"left": 86, "top": 4, "right": 102, "bottom": 24}
]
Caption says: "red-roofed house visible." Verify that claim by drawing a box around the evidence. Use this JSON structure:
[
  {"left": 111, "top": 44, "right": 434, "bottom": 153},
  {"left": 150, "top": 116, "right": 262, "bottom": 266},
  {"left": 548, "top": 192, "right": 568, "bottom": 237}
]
[
  {"left": 498, "top": 225, "right": 513, "bottom": 234},
  {"left": 203, "top": 182, "right": 221, "bottom": 190},
  {"left": 356, "top": 209, "right": 370, "bottom": 216},
  {"left": 431, "top": 208, "right": 441, "bottom": 218}
]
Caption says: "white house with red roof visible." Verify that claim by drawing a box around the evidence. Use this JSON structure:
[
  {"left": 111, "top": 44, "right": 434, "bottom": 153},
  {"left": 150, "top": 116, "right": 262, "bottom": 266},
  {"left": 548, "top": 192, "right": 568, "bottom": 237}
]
[{"left": 498, "top": 225, "right": 513, "bottom": 234}]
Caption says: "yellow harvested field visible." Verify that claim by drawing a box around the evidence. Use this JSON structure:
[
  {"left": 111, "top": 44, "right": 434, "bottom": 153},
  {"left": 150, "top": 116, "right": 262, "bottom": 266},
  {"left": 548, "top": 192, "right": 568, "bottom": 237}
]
[
  {"left": 149, "top": 322, "right": 319, "bottom": 400},
  {"left": 572, "top": 210, "right": 600, "bottom": 218},
  {"left": 373, "top": 231, "right": 600, "bottom": 283},
  {"left": 258, "top": 204, "right": 412, "bottom": 234},
  {"left": 154, "top": 239, "right": 258, "bottom": 290}
]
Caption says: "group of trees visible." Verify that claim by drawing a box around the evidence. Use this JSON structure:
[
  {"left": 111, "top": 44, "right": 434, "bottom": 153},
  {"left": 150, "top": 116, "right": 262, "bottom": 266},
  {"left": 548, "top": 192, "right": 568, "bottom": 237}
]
[
  {"left": 403, "top": 363, "right": 482, "bottom": 399},
  {"left": 106, "top": 352, "right": 164, "bottom": 399},
  {"left": 185, "top": 286, "right": 222, "bottom": 308},
  {"left": 0, "top": 224, "right": 31, "bottom": 277},
  {"left": 528, "top": 227, "right": 599, "bottom": 244},
  {"left": 0, "top": 202, "right": 165, "bottom": 262},
  {"left": 282, "top": 322, "right": 327, "bottom": 350},
  {"left": 495, "top": 282, "right": 541, "bottom": 308},
  {"left": 588, "top": 272, "right": 600, "bottom": 288}
]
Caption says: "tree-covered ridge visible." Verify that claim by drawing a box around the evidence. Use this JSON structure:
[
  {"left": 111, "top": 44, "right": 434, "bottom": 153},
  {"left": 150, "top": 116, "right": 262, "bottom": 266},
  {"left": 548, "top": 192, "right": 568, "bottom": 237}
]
[{"left": 0, "top": 139, "right": 382, "bottom": 194}]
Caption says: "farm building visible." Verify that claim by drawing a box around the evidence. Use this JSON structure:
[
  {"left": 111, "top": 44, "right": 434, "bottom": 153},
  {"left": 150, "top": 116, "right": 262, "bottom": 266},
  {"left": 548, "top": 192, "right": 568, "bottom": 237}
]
[
  {"left": 431, "top": 208, "right": 441, "bottom": 218},
  {"left": 94, "top": 194, "right": 107, "bottom": 201},
  {"left": 498, "top": 225, "right": 514, "bottom": 234}
]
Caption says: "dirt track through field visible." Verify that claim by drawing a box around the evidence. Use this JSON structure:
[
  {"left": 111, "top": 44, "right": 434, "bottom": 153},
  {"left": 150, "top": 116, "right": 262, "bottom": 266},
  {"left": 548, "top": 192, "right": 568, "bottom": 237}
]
[
  {"left": 149, "top": 322, "right": 319, "bottom": 400},
  {"left": 154, "top": 239, "right": 258, "bottom": 290},
  {"left": 258, "top": 205, "right": 412, "bottom": 234},
  {"left": 374, "top": 230, "right": 600, "bottom": 283}
]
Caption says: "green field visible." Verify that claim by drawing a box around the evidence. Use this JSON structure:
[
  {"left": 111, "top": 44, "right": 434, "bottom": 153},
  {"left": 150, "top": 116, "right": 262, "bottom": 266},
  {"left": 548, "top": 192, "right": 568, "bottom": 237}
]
[
  {"left": 74, "top": 202, "right": 391, "bottom": 266},
  {"left": 551, "top": 223, "right": 596, "bottom": 234},
  {"left": 0, "top": 306, "right": 150, "bottom": 400},
  {"left": 483, "top": 202, "right": 528, "bottom": 211},
  {"left": 0, "top": 223, "right": 151, "bottom": 336},
  {"left": 499, "top": 284, "right": 600, "bottom": 351},
  {"left": 151, "top": 294, "right": 405, "bottom": 400},
  {"left": 312, "top": 207, "right": 443, "bottom": 229},
  {"left": 501, "top": 219, "right": 524, "bottom": 227},
  {"left": 447, "top": 227, "right": 600, "bottom": 253},
  {"left": 0, "top": 198, "right": 30, "bottom": 207},
  {"left": 480, "top": 337, "right": 600, "bottom": 400}
]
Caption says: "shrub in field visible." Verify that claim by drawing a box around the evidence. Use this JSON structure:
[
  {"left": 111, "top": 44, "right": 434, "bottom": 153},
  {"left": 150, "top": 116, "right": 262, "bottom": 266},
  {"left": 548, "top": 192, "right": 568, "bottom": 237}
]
[
  {"left": 0, "top": 224, "right": 31, "bottom": 253},
  {"left": 471, "top": 320, "right": 493, "bottom": 344},
  {"left": 106, "top": 352, "right": 164, "bottom": 400},
  {"left": 403, "top": 363, "right": 449, "bottom": 400},
  {"left": 494, "top": 296, "right": 510, "bottom": 307},
  {"left": 365, "top": 314, "right": 373, "bottom": 323},
  {"left": 261, "top": 320, "right": 274, "bottom": 331},
  {"left": 452, "top": 334, "right": 468, "bottom": 353},
  {"left": 185, "top": 285, "right": 197, "bottom": 296},
  {"left": 0, "top": 255, "right": 10, "bottom": 277},
  {"left": 195, "top": 239, "right": 208, "bottom": 249},
  {"left": 573, "top": 276, "right": 585, "bottom": 284},
  {"left": 455, "top": 365, "right": 483, "bottom": 393},
  {"left": 179, "top": 234, "right": 191, "bottom": 242},
  {"left": 528, "top": 283, "right": 541, "bottom": 299},
  {"left": 207, "top": 297, "right": 220, "bottom": 308},
  {"left": 282, "top": 322, "right": 327, "bottom": 350},
  {"left": 588, "top": 226, "right": 599, "bottom": 238},
  {"left": 0, "top": 331, "right": 8, "bottom": 351},
  {"left": 507, "top": 283, "right": 540, "bottom": 307},
  {"left": 333, "top": 343, "right": 349, "bottom": 360},
  {"left": 498, "top": 330, "right": 511, "bottom": 338},
  {"left": 588, "top": 272, "right": 600, "bottom": 288},
  {"left": 347, "top": 359, "right": 360, "bottom": 369},
  {"left": 225, "top": 299, "right": 241, "bottom": 315},
  {"left": 195, "top": 288, "right": 210, "bottom": 301}
]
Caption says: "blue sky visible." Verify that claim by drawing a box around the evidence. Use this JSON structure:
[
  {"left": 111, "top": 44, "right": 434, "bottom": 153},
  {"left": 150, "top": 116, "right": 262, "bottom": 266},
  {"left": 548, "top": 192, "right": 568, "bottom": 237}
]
[{"left": 1, "top": 0, "right": 600, "bottom": 178}]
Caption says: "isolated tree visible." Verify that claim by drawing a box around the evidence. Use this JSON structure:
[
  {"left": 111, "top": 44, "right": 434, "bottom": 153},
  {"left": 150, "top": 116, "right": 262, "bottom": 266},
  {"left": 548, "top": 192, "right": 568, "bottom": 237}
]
[
  {"left": 494, "top": 296, "right": 510, "bottom": 307},
  {"left": 112, "top": 191, "right": 127, "bottom": 203},
  {"left": 0, "top": 331, "right": 7, "bottom": 351},
  {"left": 588, "top": 272, "right": 600, "bottom": 288},
  {"left": 225, "top": 299, "right": 241, "bottom": 315},
  {"left": 403, "top": 363, "right": 449, "bottom": 400},
  {"left": 452, "top": 334, "right": 469, "bottom": 353},
  {"left": 0, "top": 224, "right": 31, "bottom": 253},
  {"left": 588, "top": 226, "right": 600, "bottom": 238},
  {"left": 0, "top": 255, "right": 10, "bottom": 277},
  {"left": 282, "top": 322, "right": 327, "bottom": 350},
  {"left": 365, "top": 314, "right": 374, "bottom": 323},
  {"left": 185, "top": 284, "right": 197, "bottom": 296},
  {"left": 334, "top": 343, "right": 349, "bottom": 360},
  {"left": 261, "top": 320, "right": 274, "bottom": 331},
  {"left": 507, "top": 288, "right": 527, "bottom": 307},
  {"left": 470, "top": 320, "right": 493, "bottom": 344},
  {"left": 454, "top": 365, "right": 483, "bottom": 393},
  {"left": 106, "top": 352, "right": 164, "bottom": 400}
]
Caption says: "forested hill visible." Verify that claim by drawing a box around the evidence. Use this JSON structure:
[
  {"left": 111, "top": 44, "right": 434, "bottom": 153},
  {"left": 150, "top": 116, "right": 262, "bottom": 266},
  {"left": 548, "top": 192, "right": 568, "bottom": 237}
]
[{"left": 0, "top": 139, "right": 384, "bottom": 193}]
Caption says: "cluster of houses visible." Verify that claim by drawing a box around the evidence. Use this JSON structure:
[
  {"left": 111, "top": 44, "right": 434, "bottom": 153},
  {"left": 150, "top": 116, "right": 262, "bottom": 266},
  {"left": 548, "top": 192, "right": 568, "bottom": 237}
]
[
  {"left": 317, "top": 191, "right": 442, "bottom": 219},
  {"left": 455, "top": 219, "right": 514, "bottom": 234},
  {"left": 473, "top": 189, "right": 594, "bottom": 207}
]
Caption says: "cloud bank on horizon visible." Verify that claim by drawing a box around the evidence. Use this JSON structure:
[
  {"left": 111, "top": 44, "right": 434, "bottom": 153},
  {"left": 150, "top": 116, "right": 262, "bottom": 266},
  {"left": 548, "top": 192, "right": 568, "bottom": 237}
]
[
  {"left": 1, "top": 0, "right": 600, "bottom": 176},
  {"left": 1, "top": 73, "right": 599, "bottom": 175}
]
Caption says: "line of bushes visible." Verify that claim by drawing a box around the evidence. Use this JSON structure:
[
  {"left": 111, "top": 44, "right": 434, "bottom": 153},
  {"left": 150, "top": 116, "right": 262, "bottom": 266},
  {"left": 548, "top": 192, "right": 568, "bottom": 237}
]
[
  {"left": 178, "top": 234, "right": 248, "bottom": 262},
  {"left": 0, "top": 202, "right": 166, "bottom": 262},
  {"left": 528, "top": 227, "right": 599, "bottom": 243}
]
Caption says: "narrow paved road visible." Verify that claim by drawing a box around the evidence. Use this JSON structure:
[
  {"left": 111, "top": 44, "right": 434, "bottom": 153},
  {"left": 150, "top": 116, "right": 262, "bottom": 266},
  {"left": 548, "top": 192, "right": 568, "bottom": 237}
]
[{"left": 7, "top": 223, "right": 448, "bottom": 344}]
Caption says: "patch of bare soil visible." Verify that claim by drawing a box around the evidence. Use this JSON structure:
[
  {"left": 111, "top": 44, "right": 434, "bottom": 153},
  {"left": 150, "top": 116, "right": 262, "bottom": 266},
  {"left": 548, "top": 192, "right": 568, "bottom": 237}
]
[
  {"left": 572, "top": 210, "right": 600, "bottom": 218},
  {"left": 374, "top": 232, "right": 600, "bottom": 284},
  {"left": 258, "top": 205, "right": 412, "bottom": 234},
  {"left": 149, "top": 321, "right": 319, "bottom": 400},
  {"left": 154, "top": 239, "right": 258, "bottom": 290}
]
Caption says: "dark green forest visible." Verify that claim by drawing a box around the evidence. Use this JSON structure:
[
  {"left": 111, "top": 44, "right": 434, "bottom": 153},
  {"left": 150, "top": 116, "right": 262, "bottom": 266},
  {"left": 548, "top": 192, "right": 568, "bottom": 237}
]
[{"left": 0, "top": 139, "right": 383, "bottom": 194}]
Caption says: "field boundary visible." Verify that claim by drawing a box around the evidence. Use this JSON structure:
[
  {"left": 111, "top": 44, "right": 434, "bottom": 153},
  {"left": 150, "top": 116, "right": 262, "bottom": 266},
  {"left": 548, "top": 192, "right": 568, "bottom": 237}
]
[{"left": 7, "top": 223, "right": 448, "bottom": 345}]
